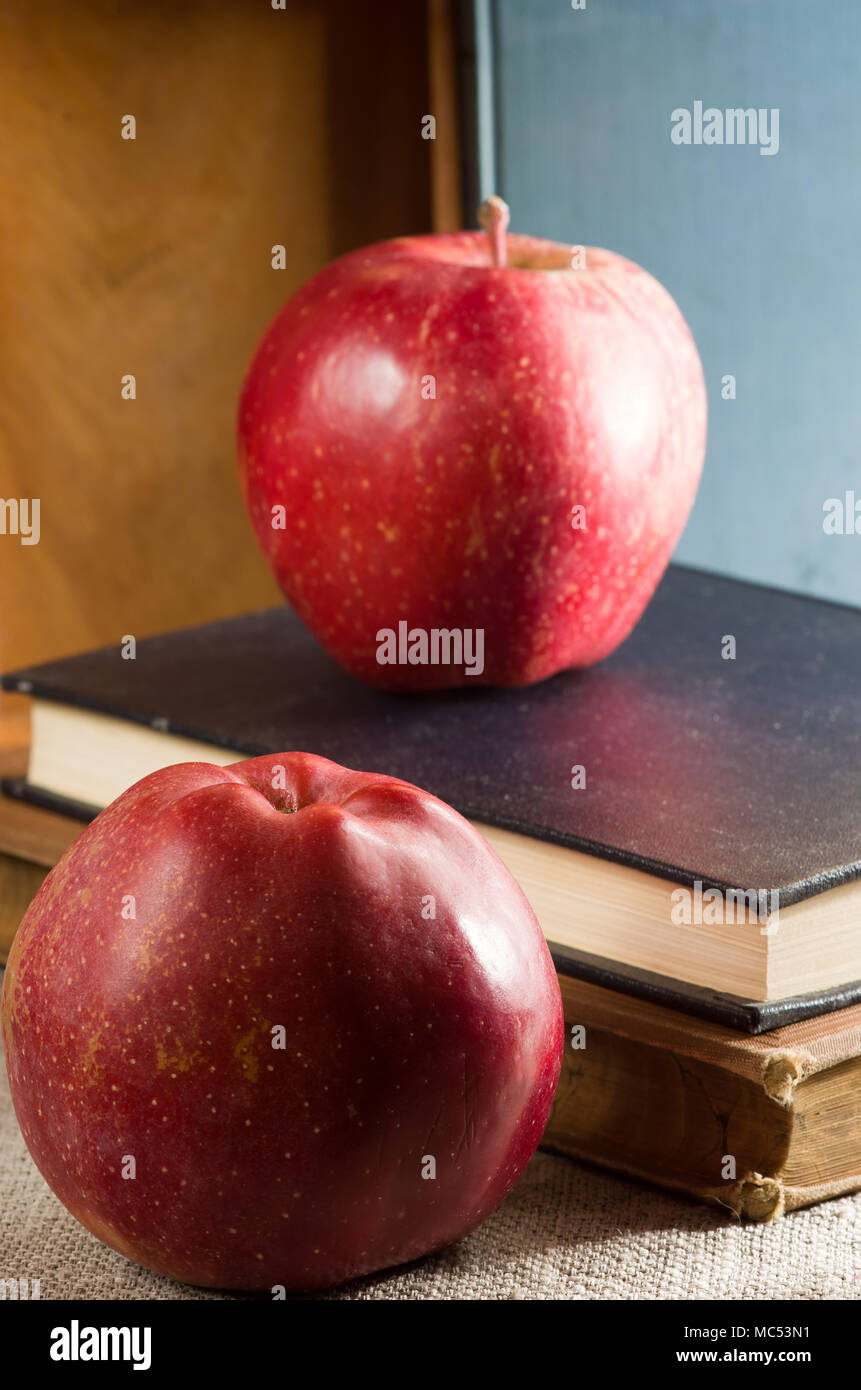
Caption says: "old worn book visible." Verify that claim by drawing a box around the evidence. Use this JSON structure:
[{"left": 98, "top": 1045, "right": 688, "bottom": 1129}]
[
  {"left": 0, "top": 730, "right": 79, "bottom": 869},
  {"left": 4, "top": 564, "right": 861, "bottom": 1031},
  {"left": 544, "top": 974, "right": 861, "bottom": 1219},
  {"left": 0, "top": 851, "right": 49, "bottom": 965},
  {"left": 0, "top": 708, "right": 53, "bottom": 961}
]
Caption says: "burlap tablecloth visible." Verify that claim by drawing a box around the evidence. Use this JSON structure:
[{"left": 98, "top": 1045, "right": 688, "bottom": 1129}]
[{"left": 1, "top": 1068, "right": 856, "bottom": 1300}]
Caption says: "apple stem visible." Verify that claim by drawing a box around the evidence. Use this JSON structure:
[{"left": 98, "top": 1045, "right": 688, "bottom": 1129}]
[{"left": 478, "top": 195, "right": 510, "bottom": 268}]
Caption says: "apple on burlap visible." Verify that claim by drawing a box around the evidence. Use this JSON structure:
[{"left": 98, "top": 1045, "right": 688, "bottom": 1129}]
[{"left": 1, "top": 753, "right": 563, "bottom": 1291}]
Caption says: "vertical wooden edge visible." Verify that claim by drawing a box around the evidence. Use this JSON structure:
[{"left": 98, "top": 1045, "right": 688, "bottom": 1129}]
[{"left": 428, "top": 0, "right": 464, "bottom": 232}]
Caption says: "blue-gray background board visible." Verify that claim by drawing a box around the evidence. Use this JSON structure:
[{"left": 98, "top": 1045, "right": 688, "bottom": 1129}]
[{"left": 473, "top": 0, "right": 861, "bottom": 607}]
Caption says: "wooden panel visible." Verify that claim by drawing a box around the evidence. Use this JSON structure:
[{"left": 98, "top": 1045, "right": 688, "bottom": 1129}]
[
  {"left": 428, "top": 0, "right": 464, "bottom": 231},
  {"left": 0, "top": 0, "right": 432, "bottom": 675}
]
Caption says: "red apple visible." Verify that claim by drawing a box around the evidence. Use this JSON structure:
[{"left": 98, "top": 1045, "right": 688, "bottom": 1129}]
[
  {"left": 238, "top": 197, "right": 706, "bottom": 690},
  {"left": 1, "top": 753, "right": 562, "bottom": 1291}
]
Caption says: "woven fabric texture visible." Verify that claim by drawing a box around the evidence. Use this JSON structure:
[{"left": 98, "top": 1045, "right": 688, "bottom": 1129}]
[{"left": 1, "top": 1069, "right": 856, "bottom": 1301}]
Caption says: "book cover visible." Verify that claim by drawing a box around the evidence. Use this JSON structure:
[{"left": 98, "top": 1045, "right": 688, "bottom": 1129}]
[{"left": 5, "top": 564, "right": 861, "bottom": 1031}]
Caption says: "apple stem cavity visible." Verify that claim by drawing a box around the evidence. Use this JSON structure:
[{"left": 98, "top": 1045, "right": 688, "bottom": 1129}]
[{"left": 478, "top": 195, "right": 510, "bottom": 268}]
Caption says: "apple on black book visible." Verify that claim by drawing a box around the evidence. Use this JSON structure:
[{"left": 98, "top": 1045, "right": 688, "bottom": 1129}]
[{"left": 237, "top": 196, "right": 706, "bottom": 691}]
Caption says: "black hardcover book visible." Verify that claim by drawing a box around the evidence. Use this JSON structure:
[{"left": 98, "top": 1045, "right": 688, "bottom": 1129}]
[{"left": 4, "top": 564, "right": 861, "bottom": 1033}]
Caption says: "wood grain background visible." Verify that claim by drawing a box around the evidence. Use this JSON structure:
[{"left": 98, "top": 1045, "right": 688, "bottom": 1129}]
[{"left": 0, "top": 0, "right": 440, "bottom": 679}]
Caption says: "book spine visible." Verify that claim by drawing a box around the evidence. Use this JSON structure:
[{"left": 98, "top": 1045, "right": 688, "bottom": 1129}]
[
  {"left": 0, "top": 852, "right": 49, "bottom": 965},
  {"left": 542, "top": 1018, "right": 795, "bottom": 1219}
]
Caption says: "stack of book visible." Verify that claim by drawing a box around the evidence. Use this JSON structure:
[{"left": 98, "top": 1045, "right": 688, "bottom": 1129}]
[{"left": 3, "top": 564, "right": 860, "bottom": 1219}]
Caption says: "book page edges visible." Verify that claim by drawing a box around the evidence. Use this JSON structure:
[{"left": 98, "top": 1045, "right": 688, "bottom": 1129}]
[{"left": 541, "top": 1138, "right": 861, "bottom": 1221}]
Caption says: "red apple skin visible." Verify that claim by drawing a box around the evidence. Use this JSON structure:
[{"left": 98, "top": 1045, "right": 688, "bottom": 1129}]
[
  {"left": 1, "top": 754, "right": 563, "bottom": 1292},
  {"left": 238, "top": 232, "right": 706, "bottom": 690}
]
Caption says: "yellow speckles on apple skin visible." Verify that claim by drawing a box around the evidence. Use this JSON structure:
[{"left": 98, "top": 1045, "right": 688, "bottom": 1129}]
[
  {"left": 80, "top": 1024, "right": 105, "bottom": 1080},
  {"left": 232, "top": 1015, "right": 274, "bottom": 1086},
  {"left": 417, "top": 303, "right": 441, "bottom": 345},
  {"left": 155, "top": 1036, "right": 204, "bottom": 1076}
]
